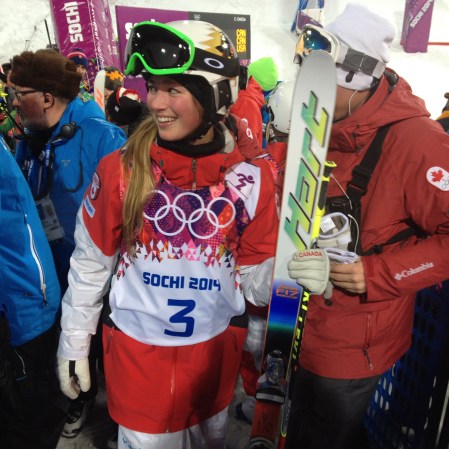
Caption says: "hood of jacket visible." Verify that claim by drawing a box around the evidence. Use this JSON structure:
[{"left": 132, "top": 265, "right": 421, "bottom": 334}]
[{"left": 329, "top": 69, "right": 430, "bottom": 154}]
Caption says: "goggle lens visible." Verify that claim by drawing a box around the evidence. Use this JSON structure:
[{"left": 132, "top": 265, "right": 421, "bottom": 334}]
[
  {"left": 294, "top": 26, "right": 334, "bottom": 64},
  {"left": 125, "top": 23, "right": 195, "bottom": 76}
]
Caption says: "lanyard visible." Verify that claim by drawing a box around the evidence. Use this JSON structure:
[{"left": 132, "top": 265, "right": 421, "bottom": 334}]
[
  {"left": 24, "top": 143, "right": 54, "bottom": 201},
  {"left": 23, "top": 123, "right": 84, "bottom": 199}
]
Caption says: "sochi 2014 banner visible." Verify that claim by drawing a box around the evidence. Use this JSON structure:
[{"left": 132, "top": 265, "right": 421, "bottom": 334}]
[
  {"left": 50, "top": 0, "right": 120, "bottom": 92},
  {"left": 115, "top": 6, "right": 251, "bottom": 99},
  {"left": 401, "top": 0, "right": 435, "bottom": 53}
]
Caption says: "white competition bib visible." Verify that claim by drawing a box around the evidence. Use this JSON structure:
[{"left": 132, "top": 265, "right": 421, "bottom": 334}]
[
  {"left": 109, "top": 161, "right": 263, "bottom": 346},
  {"left": 110, "top": 256, "right": 244, "bottom": 346}
]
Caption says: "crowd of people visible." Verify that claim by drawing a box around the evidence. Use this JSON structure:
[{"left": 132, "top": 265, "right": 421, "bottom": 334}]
[{"left": 1, "top": 3, "right": 449, "bottom": 449}]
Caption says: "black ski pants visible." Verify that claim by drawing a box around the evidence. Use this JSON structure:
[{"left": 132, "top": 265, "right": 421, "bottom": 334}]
[
  {"left": 0, "top": 324, "right": 67, "bottom": 449},
  {"left": 284, "top": 365, "right": 381, "bottom": 449}
]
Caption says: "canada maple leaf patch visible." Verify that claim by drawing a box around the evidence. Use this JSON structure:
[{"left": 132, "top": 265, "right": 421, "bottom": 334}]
[
  {"left": 431, "top": 169, "right": 444, "bottom": 182},
  {"left": 426, "top": 166, "right": 449, "bottom": 191}
]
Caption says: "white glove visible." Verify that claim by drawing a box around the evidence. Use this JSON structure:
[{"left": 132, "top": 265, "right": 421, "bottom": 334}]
[
  {"left": 318, "top": 212, "right": 352, "bottom": 250},
  {"left": 316, "top": 212, "right": 355, "bottom": 302},
  {"left": 287, "top": 248, "right": 330, "bottom": 295},
  {"left": 57, "top": 357, "right": 91, "bottom": 400},
  {"left": 240, "top": 257, "right": 275, "bottom": 306},
  {"left": 325, "top": 247, "right": 359, "bottom": 264},
  {"left": 322, "top": 247, "right": 359, "bottom": 302}
]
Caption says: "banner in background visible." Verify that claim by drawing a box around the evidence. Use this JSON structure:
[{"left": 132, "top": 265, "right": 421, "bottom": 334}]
[
  {"left": 115, "top": 6, "right": 251, "bottom": 98},
  {"left": 401, "top": 0, "right": 435, "bottom": 53},
  {"left": 50, "top": 0, "right": 120, "bottom": 92}
]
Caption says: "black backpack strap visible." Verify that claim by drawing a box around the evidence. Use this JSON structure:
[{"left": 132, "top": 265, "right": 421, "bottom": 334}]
[
  {"left": 345, "top": 125, "right": 391, "bottom": 254},
  {"left": 343, "top": 124, "right": 425, "bottom": 255},
  {"left": 344, "top": 70, "right": 398, "bottom": 208},
  {"left": 346, "top": 125, "right": 390, "bottom": 206},
  {"left": 364, "top": 219, "right": 425, "bottom": 255}
]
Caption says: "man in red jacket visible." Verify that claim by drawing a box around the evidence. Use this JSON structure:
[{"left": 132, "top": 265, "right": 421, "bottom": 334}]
[
  {"left": 285, "top": 3, "right": 449, "bottom": 449},
  {"left": 230, "top": 56, "right": 278, "bottom": 148}
]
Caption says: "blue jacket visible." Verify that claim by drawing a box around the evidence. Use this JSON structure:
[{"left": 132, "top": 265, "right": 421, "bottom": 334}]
[
  {"left": 0, "top": 137, "right": 61, "bottom": 346},
  {"left": 15, "top": 98, "right": 127, "bottom": 291}
]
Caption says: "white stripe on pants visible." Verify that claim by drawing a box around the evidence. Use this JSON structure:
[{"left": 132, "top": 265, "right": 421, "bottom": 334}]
[{"left": 118, "top": 407, "right": 229, "bottom": 449}]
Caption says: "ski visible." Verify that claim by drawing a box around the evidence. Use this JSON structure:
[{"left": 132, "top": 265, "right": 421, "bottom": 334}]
[
  {"left": 94, "top": 69, "right": 106, "bottom": 112},
  {"left": 248, "top": 51, "right": 337, "bottom": 449}
]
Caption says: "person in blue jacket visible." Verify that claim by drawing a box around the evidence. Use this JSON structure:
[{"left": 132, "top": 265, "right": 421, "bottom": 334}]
[
  {"left": 0, "top": 136, "right": 64, "bottom": 449},
  {"left": 10, "top": 48, "right": 127, "bottom": 439}
]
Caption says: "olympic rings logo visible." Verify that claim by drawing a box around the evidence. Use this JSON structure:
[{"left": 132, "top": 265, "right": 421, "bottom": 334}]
[{"left": 143, "top": 190, "right": 236, "bottom": 239}]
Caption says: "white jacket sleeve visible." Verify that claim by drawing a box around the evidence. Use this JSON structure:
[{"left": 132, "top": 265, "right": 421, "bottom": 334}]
[
  {"left": 58, "top": 208, "right": 120, "bottom": 360},
  {"left": 240, "top": 257, "right": 275, "bottom": 306}
]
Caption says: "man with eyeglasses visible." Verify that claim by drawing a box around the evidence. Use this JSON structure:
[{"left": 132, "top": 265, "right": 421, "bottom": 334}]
[
  {"left": 9, "top": 48, "right": 127, "bottom": 444},
  {"left": 285, "top": 3, "right": 449, "bottom": 449}
]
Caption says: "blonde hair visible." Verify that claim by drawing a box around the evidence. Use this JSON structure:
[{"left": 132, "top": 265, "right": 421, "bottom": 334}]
[{"left": 121, "top": 116, "right": 158, "bottom": 257}]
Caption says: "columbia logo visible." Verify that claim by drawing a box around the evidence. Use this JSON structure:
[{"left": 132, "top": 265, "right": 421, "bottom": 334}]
[{"left": 394, "top": 262, "right": 434, "bottom": 281}]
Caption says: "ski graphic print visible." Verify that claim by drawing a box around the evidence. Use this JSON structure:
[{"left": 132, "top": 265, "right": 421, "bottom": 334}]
[
  {"left": 248, "top": 51, "right": 337, "bottom": 449},
  {"left": 94, "top": 69, "right": 106, "bottom": 113}
]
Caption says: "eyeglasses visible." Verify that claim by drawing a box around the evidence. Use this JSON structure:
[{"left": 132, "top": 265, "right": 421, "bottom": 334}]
[
  {"left": 125, "top": 22, "right": 196, "bottom": 76},
  {"left": 294, "top": 24, "right": 386, "bottom": 79},
  {"left": 14, "top": 89, "right": 40, "bottom": 101}
]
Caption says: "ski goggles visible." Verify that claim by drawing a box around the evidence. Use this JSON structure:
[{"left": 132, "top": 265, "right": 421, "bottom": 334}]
[
  {"left": 294, "top": 24, "right": 386, "bottom": 79},
  {"left": 124, "top": 21, "right": 239, "bottom": 78},
  {"left": 125, "top": 22, "right": 195, "bottom": 76}
]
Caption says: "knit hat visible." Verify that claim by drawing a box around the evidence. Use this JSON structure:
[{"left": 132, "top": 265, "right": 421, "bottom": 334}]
[
  {"left": 10, "top": 49, "right": 81, "bottom": 100},
  {"left": 104, "top": 66, "right": 124, "bottom": 91},
  {"left": 67, "top": 48, "right": 88, "bottom": 69},
  {"left": 247, "top": 57, "right": 279, "bottom": 92},
  {"left": 106, "top": 87, "right": 147, "bottom": 126},
  {"left": 324, "top": 3, "right": 395, "bottom": 90}
]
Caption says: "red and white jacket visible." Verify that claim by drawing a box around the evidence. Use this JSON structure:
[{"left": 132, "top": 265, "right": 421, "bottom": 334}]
[{"left": 57, "top": 124, "right": 278, "bottom": 432}]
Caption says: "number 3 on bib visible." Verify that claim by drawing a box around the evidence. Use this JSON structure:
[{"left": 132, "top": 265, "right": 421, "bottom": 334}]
[{"left": 164, "top": 299, "right": 196, "bottom": 337}]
